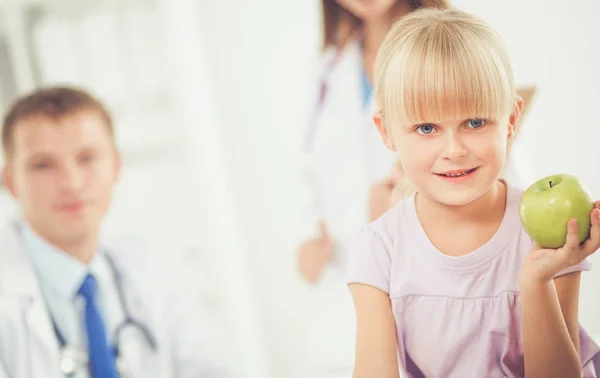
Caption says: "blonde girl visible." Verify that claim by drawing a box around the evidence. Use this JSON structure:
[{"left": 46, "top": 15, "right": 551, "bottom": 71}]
[{"left": 347, "top": 8, "right": 600, "bottom": 377}]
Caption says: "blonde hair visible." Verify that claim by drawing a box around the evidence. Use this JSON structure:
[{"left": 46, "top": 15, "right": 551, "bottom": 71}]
[
  {"left": 375, "top": 8, "right": 516, "bottom": 128},
  {"left": 374, "top": 8, "right": 518, "bottom": 202}
]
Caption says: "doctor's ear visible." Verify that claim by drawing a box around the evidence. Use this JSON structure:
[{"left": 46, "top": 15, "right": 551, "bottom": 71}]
[
  {"left": 373, "top": 113, "right": 397, "bottom": 151},
  {"left": 2, "top": 165, "right": 16, "bottom": 199},
  {"left": 113, "top": 149, "right": 122, "bottom": 183}
]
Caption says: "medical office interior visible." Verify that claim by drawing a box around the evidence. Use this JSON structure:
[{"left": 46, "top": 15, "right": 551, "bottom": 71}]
[{"left": 0, "top": 0, "right": 599, "bottom": 377}]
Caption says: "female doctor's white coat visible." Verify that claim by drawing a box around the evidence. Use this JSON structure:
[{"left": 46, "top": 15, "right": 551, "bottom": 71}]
[
  {"left": 0, "top": 220, "right": 231, "bottom": 378},
  {"left": 298, "top": 39, "right": 399, "bottom": 377},
  {"left": 298, "top": 39, "right": 535, "bottom": 377}
]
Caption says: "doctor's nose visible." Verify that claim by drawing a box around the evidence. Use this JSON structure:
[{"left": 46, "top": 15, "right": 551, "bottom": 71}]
[
  {"left": 57, "top": 163, "right": 86, "bottom": 192},
  {"left": 441, "top": 135, "right": 467, "bottom": 162}
]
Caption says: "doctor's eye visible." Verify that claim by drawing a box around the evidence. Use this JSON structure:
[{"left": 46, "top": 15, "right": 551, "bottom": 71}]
[
  {"left": 416, "top": 124, "right": 436, "bottom": 135},
  {"left": 466, "top": 118, "right": 487, "bottom": 129},
  {"left": 32, "top": 161, "right": 51, "bottom": 170}
]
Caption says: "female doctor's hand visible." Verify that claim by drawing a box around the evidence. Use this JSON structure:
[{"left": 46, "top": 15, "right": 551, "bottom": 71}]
[
  {"left": 297, "top": 222, "right": 332, "bottom": 284},
  {"left": 369, "top": 162, "right": 414, "bottom": 221},
  {"left": 368, "top": 176, "right": 396, "bottom": 221},
  {"left": 519, "top": 201, "right": 600, "bottom": 286}
]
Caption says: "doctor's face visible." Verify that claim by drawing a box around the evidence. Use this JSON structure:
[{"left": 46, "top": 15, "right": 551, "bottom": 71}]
[
  {"left": 336, "top": 0, "right": 399, "bottom": 21},
  {"left": 3, "top": 110, "right": 120, "bottom": 245}
]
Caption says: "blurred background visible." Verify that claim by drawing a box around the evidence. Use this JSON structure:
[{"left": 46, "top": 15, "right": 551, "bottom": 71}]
[{"left": 0, "top": 0, "right": 598, "bottom": 377}]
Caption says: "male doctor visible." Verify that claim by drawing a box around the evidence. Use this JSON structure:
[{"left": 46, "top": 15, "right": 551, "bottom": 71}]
[{"left": 0, "top": 86, "right": 231, "bottom": 377}]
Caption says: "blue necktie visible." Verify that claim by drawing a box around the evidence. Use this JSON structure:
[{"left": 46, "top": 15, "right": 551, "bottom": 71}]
[{"left": 78, "top": 274, "right": 119, "bottom": 378}]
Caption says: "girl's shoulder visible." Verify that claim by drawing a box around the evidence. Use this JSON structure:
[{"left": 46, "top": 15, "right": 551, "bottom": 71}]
[{"left": 345, "top": 197, "right": 415, "bottom": 294}]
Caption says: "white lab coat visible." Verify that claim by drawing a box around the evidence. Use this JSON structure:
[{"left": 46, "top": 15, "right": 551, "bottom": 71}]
[
  {"left": 298, "top": 40, "right": 397, "bottom": 377},
  {"left": 0, "top": 221, "right": 231, "bottom": 378},
  {"left": 298, "top": 39, "right": 535, "bottom": 377},
  {"left": 299, "top": 40, "right": 397, "bottom": 271}
]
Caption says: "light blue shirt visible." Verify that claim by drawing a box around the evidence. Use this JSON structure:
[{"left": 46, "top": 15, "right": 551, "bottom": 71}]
[
  {"left": 360, "top": 63, "right": 372, "bottom": 109},
  {"left": 18, "top": 221, "right": 125, "bottom": 378}
]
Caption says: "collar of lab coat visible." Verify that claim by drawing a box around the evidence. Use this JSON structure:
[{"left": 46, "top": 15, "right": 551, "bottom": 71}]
[
  {"left": 0, "top": 220, "right": 45, "bottom": 298},
  {"left": 0, "top": 220, "right": 61, "bottom": 366},
  {"left": 313, "top": 40, "right": 377, "bottom": 151},
  {"left": 323, "top": 39, "right": 366, "bottom": 113}
]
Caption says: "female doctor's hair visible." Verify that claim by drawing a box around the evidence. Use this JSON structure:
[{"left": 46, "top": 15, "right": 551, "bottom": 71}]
[
  {"left": 376, "top": 8, "right": 519, "bottom": 203},
  {"left": 2, "top": 86, "right": 114, "bottom": 158},
  {"left": 321, "top": 0, "right": 450, "bottom": 49}
]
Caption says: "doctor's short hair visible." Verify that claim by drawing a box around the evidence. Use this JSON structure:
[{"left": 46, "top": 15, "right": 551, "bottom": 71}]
[
  {"left": 373, "top": 8, "right": 518, "bottom": 130},
  {"left": 321, "top": 0, "right": 450, "bottom": 49},
  {"left": 1, "top": 86, "right": 114, "bottom": 158}
]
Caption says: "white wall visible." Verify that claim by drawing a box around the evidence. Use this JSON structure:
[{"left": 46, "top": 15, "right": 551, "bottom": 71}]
[
  {"left": 197, "top": 0, "right": 600, "bottom": 376},
  {"left": 196, "top": 1, "right": 321, "bottom": 376}
]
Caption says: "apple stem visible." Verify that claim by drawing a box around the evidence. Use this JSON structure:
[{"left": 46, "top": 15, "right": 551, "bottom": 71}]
[{"left": 549, "top": 181, "right": 553, "bottom": 188}]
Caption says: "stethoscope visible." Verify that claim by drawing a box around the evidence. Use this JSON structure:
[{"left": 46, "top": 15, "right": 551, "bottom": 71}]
[
  {"left": 53, "top": 253, "right": 157, "bottom": 377},
  {"left": 302, "top": 38, "right": 380, "bottom": 181},
  {"left": 303, "top": 47, "right": 344, "bottom": 154},
  {"left": 303, "top": 41, "right": 374, "bottom": 154}
]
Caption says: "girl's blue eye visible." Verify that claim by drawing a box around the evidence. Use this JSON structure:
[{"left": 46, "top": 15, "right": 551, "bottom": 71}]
[
  {"left": 467, "top": 118, "right": 486, "bottom": 128},
  {"left": 416, "top": 124, "right": 435, "bottom": 135}
]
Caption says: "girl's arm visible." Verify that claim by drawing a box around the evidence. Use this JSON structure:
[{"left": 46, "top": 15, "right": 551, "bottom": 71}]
[
  {"left": 555, "top": 271, "right": 582, "bottom": 356},
  {"left": 520, "top": 272, "right": 582, "bottom": 378},
  {"left": 349, "top": 283, "right": 399, "bottom": 378}
]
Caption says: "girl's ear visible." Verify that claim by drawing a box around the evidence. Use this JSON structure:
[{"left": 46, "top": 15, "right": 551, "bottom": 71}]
[
  {"left": 373, "top": 112, "right": 397, "bottom": 151},
  {"left": 508, "top": 96, "right": 523, "bottom": 141}
]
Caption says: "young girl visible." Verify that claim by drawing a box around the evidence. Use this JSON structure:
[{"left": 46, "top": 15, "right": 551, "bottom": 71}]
[{"left": 347, "top": 8, "right": 600, "bottom": 378}]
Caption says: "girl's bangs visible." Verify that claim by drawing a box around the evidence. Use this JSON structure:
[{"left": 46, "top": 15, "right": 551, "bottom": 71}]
[{"left": 383, "top": 26, "right": 514, "bottom": 126}]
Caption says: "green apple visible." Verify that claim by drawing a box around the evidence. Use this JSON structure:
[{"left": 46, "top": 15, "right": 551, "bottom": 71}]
[{"left": 519, "top": 174, "right": 594, "bottom": 249}]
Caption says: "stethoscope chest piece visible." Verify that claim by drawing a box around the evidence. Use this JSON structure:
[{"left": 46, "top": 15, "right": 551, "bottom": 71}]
[{"left": 59, "top": 345, "right": 88, "bottom": 375}]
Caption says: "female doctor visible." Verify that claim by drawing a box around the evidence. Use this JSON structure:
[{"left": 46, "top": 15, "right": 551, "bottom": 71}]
[
  {"left": 0, "top": 87, "right": 231, "bottom": 378},
  {"left": 295, "top": 1, "right": 450, "bottom": 377}
]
